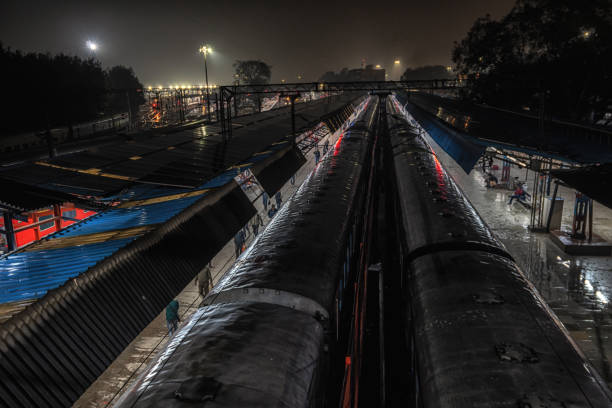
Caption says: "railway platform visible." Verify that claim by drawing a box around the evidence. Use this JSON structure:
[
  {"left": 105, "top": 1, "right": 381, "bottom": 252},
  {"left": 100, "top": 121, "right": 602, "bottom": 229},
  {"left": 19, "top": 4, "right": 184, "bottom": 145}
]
[{"left": 421, "top": 128, "right": 612, "bottom": 388}]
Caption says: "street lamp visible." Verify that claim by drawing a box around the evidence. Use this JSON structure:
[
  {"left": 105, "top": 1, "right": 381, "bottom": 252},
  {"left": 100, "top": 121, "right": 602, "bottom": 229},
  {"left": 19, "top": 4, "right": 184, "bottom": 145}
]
[
  {"left": 198, "top": 44, "right": 213, "bottom": 121},
  {"left": 394, "top": 59, "right": 400, "bottom": 65},
  {"left": 86, "top": 41, "right": 98, "bottom": 58}
]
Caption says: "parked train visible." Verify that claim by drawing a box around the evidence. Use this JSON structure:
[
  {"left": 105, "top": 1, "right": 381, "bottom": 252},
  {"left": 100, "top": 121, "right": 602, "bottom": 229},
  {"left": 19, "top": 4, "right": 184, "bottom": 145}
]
[
  {"left": 115, "top": 97, "right": 379, "bottom": 407},
  {"left": 386, "top": 97, "right": 612, "bottom": 407}
]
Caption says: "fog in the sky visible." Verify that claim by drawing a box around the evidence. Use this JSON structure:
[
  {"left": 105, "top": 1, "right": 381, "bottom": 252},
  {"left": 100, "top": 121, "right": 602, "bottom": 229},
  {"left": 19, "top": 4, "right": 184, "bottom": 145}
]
[{"left": 0, "top": 0, "right": 514, "bottom": 85}]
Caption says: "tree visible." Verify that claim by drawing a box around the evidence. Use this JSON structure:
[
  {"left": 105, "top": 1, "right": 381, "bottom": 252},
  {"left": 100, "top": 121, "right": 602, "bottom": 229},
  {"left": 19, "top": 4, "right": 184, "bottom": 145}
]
[
  {"left": 401, "top": 65, "right": 454, "bottom": 81},
  {"left": 0, "top": 43, "right": 106, "bottom": 136},
  {"left": 233, "top": 60, "right": 272, "bottom": 85},
  {"left": 0, "top": 43, "right": 146, "bottom": 136},
  {"left": 105, "top": 65, "right": 145, "bottom": 116},
  {"left": 453, "top": 0, "right": 612, "bottom": 120}
]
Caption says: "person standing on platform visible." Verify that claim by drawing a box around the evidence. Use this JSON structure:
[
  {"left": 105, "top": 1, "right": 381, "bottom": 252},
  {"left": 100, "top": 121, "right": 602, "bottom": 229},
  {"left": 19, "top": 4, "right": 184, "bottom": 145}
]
[
  {"left": 290, "top": 173, "right": 296, "bottom": 185},
  {"left": 196, "top": 263, "right": 213, "bottom": 297},
  {"left": 251, "top": 213, "right": 263, "bottom": 237},
  {"left": 314, "top": 148, "right": 321, "bottom": 164},
  {"left": 166, "top": 299, "right": 180, "bottom": 336},
  {"left": 268, "top": 204, "right": 278, "bottom": 219},
  {"left": 262, "top": 191, "right": 269, "bottom": 211},
  {"left": 234, "top": 230, "right": 245, "bottom": 258},
  {"left": 323, "top": 140, "right": 329, "bottom": 155},
  {"left": 275, "top": 191, "right": 282, "bottom": 208}
]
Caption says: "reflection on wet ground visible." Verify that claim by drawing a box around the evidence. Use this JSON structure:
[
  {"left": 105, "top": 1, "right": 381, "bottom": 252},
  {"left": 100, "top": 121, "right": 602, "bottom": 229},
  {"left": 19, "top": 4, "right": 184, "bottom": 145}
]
[{"left": 424, "top": 136, "right": 612, "bottom": 389}]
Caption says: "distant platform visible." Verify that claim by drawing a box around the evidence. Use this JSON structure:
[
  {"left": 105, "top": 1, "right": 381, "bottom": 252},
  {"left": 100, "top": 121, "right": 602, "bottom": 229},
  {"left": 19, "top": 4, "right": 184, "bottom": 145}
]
[{"left": 550, "top": 230, "right": 612, "bottom": 256}]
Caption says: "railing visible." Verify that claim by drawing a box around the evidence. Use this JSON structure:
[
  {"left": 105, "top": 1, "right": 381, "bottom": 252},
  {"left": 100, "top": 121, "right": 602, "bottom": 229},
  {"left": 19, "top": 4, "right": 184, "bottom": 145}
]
[{"left": 0, "top": 113, "right": 129, "bottom": 154}]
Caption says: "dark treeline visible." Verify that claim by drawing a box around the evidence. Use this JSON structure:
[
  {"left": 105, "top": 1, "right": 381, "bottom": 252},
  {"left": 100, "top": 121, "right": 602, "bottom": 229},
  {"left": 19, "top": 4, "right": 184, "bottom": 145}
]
[
  {"left": 400, "top": 65, "right": 454, "bottom": 81},
  {"left": 319, "top": 65, "right": 385, "bottom": 82},
  {"left": 0, "top": 44, "right": 144, "bottom": 136},
  {"left": 453, "top": 0, "right": 612, "bottom": 122}
]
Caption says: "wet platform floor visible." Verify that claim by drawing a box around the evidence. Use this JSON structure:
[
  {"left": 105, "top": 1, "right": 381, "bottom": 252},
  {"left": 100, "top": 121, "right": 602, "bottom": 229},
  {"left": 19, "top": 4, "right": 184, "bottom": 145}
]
[{"left": 425, "top": 133, "right": 612, "bottom": 389}]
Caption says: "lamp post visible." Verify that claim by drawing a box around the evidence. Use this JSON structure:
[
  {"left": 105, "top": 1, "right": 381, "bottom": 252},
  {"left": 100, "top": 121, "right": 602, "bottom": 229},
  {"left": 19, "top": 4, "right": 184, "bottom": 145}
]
[{"left": 198, "top": 44, "right": 213, "bottom": 122}]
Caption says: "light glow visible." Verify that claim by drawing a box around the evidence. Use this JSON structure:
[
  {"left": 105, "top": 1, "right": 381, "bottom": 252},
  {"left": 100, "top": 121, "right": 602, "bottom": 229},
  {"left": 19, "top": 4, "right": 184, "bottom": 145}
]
[
  {"left": 86, "top": 41, "right": 98, "bottom": 51},
  {"left": 199, "top": 45, "right": 213, "bottom": 55}
]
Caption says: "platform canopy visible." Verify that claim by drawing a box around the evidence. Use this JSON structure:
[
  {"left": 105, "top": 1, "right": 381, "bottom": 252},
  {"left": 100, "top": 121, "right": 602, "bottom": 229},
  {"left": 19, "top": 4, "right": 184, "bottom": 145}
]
[
  {"left": 551, "top": 164, "right": 612, "bottom": 209},
  {"left": 0, "top": 177, "right": 105, "bottom": 212}
]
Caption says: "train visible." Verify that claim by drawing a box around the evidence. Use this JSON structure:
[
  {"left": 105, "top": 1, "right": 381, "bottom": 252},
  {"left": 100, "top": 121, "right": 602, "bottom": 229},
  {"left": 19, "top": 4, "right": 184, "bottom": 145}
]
[
  {"left": 115, "top": 97, "right": 380, "bottom": 407},
  {"left": 386, "top": 96, "right": 612, "bottom": 407}
]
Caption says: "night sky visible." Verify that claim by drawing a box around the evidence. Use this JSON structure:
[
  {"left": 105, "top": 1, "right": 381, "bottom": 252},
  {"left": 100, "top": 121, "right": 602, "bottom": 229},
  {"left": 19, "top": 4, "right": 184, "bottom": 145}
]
[{"left": 1, "top": 0, "right": 514, "bottom": 86}]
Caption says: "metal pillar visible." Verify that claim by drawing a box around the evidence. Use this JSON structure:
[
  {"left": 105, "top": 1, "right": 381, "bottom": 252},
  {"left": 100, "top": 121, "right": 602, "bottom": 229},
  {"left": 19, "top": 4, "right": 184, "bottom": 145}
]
[
  {"left": 204, "top": 55, "right": 211, "bottom": 123},
  {"left": 588, "top": 199, "right": 594, "bottom": 243},
  {"left": 215, "top": 93, "right": 219, "bottom": 122},
  {"left": 289, "top": 94, "right": 299, "bottom": 145},
  {"left": 126, "top": 91, "right": 133, "bottom": 130},
  {"left": 545, "top": 180, "right": 559, "bottom": 233},
  {"left": 571, "top": 192, "right": 591, "bottom": 240},
  {"left": 227, "top": 96, "right": 233, "bottom": 138},
  {"left": 233, "top": 86, "right": 239, "bottom": 117},
  {"left": 291, "top": 96, "right": 296, "bottom": 145},
  {"left": 53, "top": 204, "right": 62, "bottom": 231},
  {"left": 3, "top": 212, "right": 16, "bottom": 252},
  {"left": 501, "top": 160, "right": 511, "bottom": 184}
]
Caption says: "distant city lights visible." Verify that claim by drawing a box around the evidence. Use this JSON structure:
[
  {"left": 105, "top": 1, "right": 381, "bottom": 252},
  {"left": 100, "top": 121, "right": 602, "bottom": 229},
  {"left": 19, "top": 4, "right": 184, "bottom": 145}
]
[
  {"left": 581, "top": 29, "right": 595, "bottom": 39},
  {"left": 394, "top": 59, "right": 400, "bottom": 65}
]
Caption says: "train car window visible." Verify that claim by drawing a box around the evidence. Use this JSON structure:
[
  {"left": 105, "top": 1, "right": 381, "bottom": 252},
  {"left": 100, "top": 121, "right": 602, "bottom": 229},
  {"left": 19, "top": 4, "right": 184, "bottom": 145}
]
[{"left": 39, "top": 215, "right": 54, "bottom": 231}]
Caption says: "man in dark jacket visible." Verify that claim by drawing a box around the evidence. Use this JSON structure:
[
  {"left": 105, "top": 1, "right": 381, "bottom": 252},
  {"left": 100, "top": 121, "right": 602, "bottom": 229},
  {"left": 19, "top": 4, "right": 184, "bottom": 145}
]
[
  {"left": 268, "top": 204, "right": 278, "bottom": 219},
  {"left": 196, "top": 264, "right": 213, "bottom": 297},
  {"left": 166, "top": 299, "right": 180, "bottom": 336}
]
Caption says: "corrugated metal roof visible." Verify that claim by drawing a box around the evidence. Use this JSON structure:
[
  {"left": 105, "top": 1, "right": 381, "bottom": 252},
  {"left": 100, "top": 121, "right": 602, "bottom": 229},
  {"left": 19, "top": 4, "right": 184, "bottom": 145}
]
[
  {"left": 405, "top": 92, "right": 612, "bottom": 165},
  {"left": 551, "top": 163, "right": 612, "bottom": 209},
  {"left": 0, "top": 97, "right": 356, "bottom": 197},
  {"left": 0, "top": 237, "right": 136, "bottom": 303},
  {"left": 0, "top": 177, "right": 105, "bottom": 212}
]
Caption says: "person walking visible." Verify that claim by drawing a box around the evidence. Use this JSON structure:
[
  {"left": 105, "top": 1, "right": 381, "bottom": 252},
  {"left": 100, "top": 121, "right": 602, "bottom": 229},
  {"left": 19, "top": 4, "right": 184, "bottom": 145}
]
[
  {"left": 314, "top": 148, "right": 321, "bottom": 164},
  {"left": 290, "top": 173, "right": 296, "bottom": 186},
  {"left": 166, "top": 299, "right": 180, "bottom": 336},
  {"left": 323, "top": 140, "right": 329, "bottom": 155},
  {"left": 262, "top": 191, "right": 269, "bottom": 211},
  {"left": 234, "top": 230, "right": 245, "bottom": 258},
  {"left": 275, "top": 191, "right": 282, "bottom": 208},
  {"left": 251, "top": 213, "right": 263, "bottom": 237},
  {"left": 196, "top": 263, "right": 213, "bottom": 297},
  {"left": 268, "top": 204, "right": 278, "bottom": 219}
]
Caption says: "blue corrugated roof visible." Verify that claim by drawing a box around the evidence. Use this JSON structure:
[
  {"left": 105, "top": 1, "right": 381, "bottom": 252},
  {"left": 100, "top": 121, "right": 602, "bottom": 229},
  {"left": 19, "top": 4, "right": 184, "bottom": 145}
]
[
  {"left": 55, "top": 195, "right": 203, "bottom": 238},
  {"left": 0, "top": 135, "right": 289, "bottom": 307},
  {"left": 0, "top": 238, "right": 136, "bottom": 303}
]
